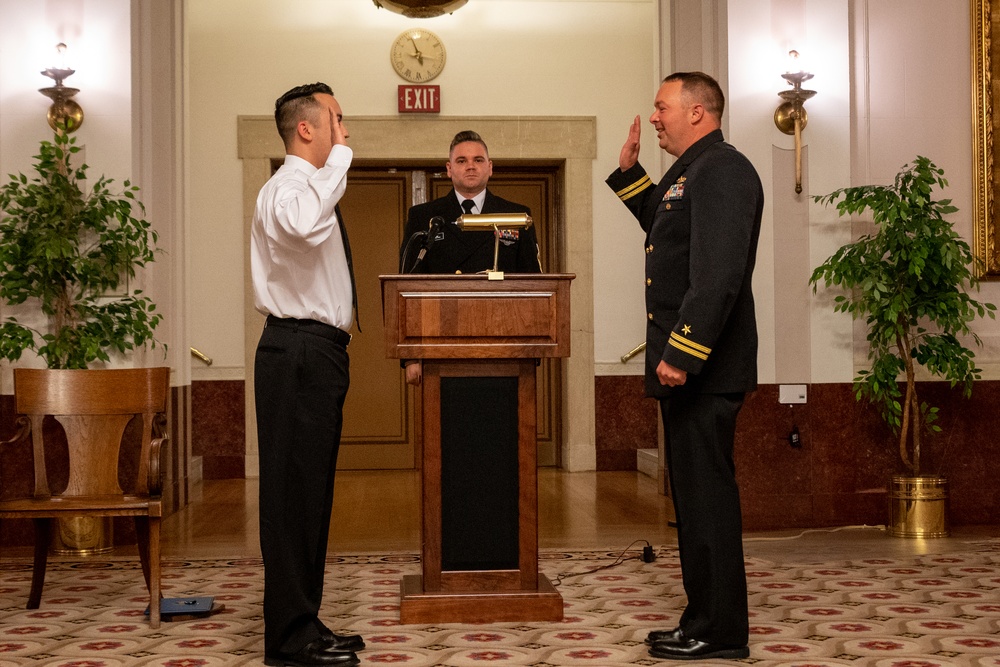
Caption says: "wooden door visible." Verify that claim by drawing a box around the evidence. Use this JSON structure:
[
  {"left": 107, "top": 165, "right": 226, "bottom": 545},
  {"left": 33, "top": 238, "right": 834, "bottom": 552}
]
[
  {"left": 336, "top": 171, "right": 417, "bottom": 468},
  {"left": 312, "top": 165, "right": 562, "bottom": 469}
]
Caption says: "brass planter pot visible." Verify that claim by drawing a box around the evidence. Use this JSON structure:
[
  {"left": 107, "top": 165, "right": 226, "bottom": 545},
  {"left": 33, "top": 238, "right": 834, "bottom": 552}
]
[
  {"left": 887, "top": 475, "right": 950, "bottom": 538},
  {"left": 51, "top": 516, "right": 114, "bottom": 556}
]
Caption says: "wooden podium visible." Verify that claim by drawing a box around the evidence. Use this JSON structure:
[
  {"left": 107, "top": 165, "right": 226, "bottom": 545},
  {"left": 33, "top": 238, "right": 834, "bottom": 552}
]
[{"left": 380, "top": 273, "right": 573, "bottom": 624}]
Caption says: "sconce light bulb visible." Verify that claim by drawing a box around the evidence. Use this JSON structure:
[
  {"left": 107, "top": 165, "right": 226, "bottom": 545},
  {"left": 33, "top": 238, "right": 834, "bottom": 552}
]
[
  {"left": 55, "top": 42, "right": 68, "bottom": 69},
  {"left": 785, "top": 49, "right": 806, "bottom": 76}
]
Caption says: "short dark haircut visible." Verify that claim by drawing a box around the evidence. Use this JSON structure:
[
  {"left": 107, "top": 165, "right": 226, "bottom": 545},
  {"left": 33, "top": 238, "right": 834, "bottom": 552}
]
[
  {"left": 663, "top": 71, "right": 725, "bottom": 119},
  {"left": 449, "top": 130, "right": 488, "bottom": 157},
  {"left": 274, "top": 82, "right": 334, "bottom": 146}
]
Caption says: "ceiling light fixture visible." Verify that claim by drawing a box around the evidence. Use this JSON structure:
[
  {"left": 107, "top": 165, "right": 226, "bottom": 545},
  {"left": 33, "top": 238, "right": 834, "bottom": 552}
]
[{"left": 372, "top": 0, "right": 468, "bottom": 19}]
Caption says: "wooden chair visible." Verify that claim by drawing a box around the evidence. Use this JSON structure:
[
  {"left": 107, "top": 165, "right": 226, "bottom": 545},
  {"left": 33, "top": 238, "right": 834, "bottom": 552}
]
[{"left": 0, "top": 367, "right": 170, "bottom": 627}]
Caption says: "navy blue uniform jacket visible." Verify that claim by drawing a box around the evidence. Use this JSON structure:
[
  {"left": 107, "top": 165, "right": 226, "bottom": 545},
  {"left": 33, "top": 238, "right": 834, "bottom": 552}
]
[
  {"left": 401, "top": 188, "right": 541, "bottom": 274},
  {"left": 606, "top": 129, "right": 763, "bottom": 398}
]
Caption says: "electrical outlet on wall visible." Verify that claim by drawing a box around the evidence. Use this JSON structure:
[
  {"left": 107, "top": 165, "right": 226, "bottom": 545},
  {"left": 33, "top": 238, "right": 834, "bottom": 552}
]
[{"left": 779, "top": 384, "right": 807, "bottom": 404}]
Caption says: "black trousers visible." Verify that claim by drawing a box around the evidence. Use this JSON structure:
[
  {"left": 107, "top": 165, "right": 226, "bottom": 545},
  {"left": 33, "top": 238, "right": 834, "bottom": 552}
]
[
  {"left": 255, "top": 319, "right": 350, "bottom": 655},
  {"left": 659, "top": 391, "right": 749, "bottom": 646}
]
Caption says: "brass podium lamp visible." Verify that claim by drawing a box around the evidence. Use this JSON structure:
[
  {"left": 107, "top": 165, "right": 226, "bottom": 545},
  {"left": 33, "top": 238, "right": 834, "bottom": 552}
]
[
  {"left": 39, "top": 43, "right": 84, "bottom": 133},
  {"left": 773, "top": 51, "right": 816, "bottom": 194},
  {"left": 456, "top": 213, "right": 533, "bottom": 280}
]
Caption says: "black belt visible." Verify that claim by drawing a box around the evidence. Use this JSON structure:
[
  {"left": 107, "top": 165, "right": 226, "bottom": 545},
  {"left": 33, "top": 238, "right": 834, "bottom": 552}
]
[{"left": 265, "top": 315, "right": 352, "bottom": 347}]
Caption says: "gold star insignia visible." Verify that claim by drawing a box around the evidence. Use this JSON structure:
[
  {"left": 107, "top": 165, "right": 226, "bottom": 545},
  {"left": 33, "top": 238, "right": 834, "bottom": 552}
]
[{"left": 681, "top": 324, "right": 692, "bottom": 335}]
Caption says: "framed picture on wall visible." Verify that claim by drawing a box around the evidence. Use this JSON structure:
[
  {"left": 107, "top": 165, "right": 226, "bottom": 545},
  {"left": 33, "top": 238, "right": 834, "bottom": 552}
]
[{"left": 972, "top": 0, "right": 1000, "bottom": 278}]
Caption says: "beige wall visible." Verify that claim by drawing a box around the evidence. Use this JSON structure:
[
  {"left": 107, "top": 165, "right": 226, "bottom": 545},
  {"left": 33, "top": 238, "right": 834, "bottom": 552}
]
[
  {"left": 3, "top": 0, "right": 1000, "bottom": 462},
  {"left": 726, "top": 0, "right": 1000, "bottom": 386},
  {"left": 186, "top": 0, "right": 659, "bottom": 383}
]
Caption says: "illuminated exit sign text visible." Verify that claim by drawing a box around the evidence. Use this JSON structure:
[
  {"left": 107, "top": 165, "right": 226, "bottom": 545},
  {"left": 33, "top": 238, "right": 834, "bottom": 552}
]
[{"left": 398, "top": 85, "right": 441, "bottom": 114}]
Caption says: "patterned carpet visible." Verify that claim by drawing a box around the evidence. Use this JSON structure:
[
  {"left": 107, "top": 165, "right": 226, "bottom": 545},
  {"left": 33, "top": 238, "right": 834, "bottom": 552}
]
[{"left": 1, "top": 543, "right": 999, "bottom": 666}]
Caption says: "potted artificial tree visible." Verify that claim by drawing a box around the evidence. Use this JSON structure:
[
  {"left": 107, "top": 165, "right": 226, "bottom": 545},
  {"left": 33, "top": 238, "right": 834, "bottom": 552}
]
[
  {"left": 0, "top": 129, "right": 163, "bottom": 552},
  {"left": 810, "top": 157, "right": 996, "bottom": 537},
  {"left": 0, "top": 130, "right": 161, "bottom": 368}
]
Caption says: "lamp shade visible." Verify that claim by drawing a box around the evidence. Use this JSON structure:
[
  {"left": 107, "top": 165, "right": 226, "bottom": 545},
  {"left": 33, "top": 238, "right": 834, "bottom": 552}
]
[{"left": 372, "top": 0, "right": 468, "bottom": 18}]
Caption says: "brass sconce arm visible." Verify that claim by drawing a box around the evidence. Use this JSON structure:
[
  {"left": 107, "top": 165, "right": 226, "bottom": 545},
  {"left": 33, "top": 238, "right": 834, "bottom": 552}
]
[
  {"left": 774, "top": 68, "right": 816, "bottom": 194},
  {"left": 38, "top": 43, "right": 84, "bottom": 133}
]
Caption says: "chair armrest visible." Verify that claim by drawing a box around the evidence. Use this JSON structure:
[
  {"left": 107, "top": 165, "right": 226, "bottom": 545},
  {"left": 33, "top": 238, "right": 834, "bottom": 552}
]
[
  {"left": 0, "top": 415, "right": 30, "bottom": 448},
  {"left": 147, "top": 436, "right": 168, "bottom": 496}
]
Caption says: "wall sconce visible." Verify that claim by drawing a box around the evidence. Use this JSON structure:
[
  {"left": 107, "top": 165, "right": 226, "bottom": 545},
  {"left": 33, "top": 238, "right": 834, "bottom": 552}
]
[
  {"left": 39, "top": 42, "right": 84, "bottom": 133},
  {"left": 372, "top": 0, "right": 467, "bottom": 18},
  {"left": 773, "top": 50, "right": 816, "bottom": 194}
]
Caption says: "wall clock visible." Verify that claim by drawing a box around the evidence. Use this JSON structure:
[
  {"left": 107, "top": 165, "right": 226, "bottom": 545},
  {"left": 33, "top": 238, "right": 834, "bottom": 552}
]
[{"left": 390, "top": 28, "right": 446, "bottom": 83}]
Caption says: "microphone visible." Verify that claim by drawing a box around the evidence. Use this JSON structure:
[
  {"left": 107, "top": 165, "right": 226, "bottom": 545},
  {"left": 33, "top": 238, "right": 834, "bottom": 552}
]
[
  {"left": 413, "top": 216, "right": 445, "bottom": 268},
  {"left": 426, "top": 215, "right": 445, "bottom": 239},
  {"left": 399, "top": 228, "right": 427, "bottom": 273}
]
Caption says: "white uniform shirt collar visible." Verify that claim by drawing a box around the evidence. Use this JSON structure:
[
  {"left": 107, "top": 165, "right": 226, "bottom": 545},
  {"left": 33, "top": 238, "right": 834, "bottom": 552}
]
[{"left": 454, "top": 189, "right": 487, "bottom": 214}]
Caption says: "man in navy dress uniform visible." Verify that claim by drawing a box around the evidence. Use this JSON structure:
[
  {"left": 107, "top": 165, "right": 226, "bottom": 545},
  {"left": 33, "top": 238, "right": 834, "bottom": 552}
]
[
  {"left": 400, "top": 130, "right": 541, "bottom": 385},
  {"left": 607, "top": 71, "right": 763, "bottom": 661}
]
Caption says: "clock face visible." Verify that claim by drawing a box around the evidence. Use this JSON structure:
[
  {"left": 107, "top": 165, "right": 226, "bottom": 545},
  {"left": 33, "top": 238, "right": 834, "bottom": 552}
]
[{"left": 390, "top": 29, "right": 446, "bottom": 83}]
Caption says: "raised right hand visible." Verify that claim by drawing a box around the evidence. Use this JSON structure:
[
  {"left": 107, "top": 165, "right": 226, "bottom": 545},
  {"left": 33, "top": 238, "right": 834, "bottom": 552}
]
[
  {"left": 331, "top": 108, "right": 349, "bottom": 146},
  {"left": 619, "top": 115, "right": 641, "bottom": 171}
]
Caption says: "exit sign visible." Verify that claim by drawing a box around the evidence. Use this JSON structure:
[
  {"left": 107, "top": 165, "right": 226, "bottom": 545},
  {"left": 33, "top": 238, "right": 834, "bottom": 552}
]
[{"left": 398, "top": 85, "right": 441, "bottom": 113}]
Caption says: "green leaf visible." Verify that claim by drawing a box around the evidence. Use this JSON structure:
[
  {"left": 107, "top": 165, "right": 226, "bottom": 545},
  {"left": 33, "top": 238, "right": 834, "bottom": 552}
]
[
  {"left": 0, "top": 132, "right": 162, "bottom": 369},
  {"left": 812, "top": 156, "right": 996, "bottom": 475}
]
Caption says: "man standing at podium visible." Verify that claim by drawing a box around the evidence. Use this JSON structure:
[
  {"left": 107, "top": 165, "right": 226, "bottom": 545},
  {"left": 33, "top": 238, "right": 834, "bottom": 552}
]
[
  {"left": 251, "top": 82, "right": 363, "bottom": 667},
  {"left": 607, "top": 72, "right": 762, "bottom": 661},
  {"left": 400, "top": 130, "right": 541, "bottom": 386},
  {"left": 396, "top": 131, "right": 540, "bottom": 577}
]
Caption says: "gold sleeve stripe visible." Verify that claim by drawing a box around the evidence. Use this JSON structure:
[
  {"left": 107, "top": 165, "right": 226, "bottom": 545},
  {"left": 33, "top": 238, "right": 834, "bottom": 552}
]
[
  {"left": 670, "top": 331, "right": 711, "bottom": 354},
  {"left": 669, "top": 337, "right": 709, "bottom": 361},
  {"left": 668, "top": 333, "right": 710, "bottom": 360},
  {"left": 615, "top": 175, "right": 653, "bottom": 201}
]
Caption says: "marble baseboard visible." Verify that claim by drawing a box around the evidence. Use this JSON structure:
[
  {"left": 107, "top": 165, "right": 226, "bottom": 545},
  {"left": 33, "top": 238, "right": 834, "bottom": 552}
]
[
  {"left": 594, "top": 377, "right": 1000, "bottom": 531},
  {"left": 8, "top": 377, "right": 991, "bottom": 541},
  {"left": 594, "top": 375, "right": 658, "bottom": 471},
  {"left": 191, "top": 380, "right": 246, "bottom": 480}
]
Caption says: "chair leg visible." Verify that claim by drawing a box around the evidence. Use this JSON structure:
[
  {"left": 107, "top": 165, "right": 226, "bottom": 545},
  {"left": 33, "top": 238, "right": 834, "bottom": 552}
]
[
  {"left": 135, "top": 516, "right": 161, "bottom": 628},
  {"left": 27, "top": 518, "right": 51, "bottom": 609},
  {"left": 150, "top": 517, "right": 161, "bottom": 629},
  {"left": 135, "top": 517, "right": 152, "bottom": 590}
]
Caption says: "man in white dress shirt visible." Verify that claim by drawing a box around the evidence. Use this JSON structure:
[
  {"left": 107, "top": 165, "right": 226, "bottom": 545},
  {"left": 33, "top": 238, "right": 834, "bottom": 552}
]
[{"left": 250, "top": 82, "right": 362, "bottom": 667}]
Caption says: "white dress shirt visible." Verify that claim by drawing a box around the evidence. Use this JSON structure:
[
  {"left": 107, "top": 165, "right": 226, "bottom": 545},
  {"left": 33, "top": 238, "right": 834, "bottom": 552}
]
[
  {"left": 454, "top": 189, "right": 486, "bottom": 215},
  {"left": 251, "top": 145, "right": 354, "bottom": 330}
]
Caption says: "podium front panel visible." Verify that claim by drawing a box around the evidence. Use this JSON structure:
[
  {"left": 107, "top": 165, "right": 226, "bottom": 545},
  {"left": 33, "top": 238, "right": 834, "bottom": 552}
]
[{"left": 440, "top": 376, "right": 519, "bottom": 572}]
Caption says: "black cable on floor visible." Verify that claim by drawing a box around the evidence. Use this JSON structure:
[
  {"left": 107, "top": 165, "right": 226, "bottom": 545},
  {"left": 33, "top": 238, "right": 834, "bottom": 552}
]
[{"left": 549, "top": 539, "right": 656, "bottom": 586}]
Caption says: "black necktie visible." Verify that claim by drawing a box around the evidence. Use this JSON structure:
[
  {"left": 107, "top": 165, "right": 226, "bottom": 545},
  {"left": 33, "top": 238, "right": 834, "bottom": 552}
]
[
  {"left": 334, "top": 204, "right": 360, "bottom": 332},
  {"left": 462, "top": 199, "right": 476, "bottom": 215}
]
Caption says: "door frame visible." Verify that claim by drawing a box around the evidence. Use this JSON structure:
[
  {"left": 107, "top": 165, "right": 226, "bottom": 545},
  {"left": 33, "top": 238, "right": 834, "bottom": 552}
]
[{"left": 238, "top": 116, "right": 597, "bottom": 475}]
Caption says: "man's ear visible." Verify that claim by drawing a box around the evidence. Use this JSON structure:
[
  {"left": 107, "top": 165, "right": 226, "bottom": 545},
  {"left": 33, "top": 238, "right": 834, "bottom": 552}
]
[
  {"left": 689, "top": 104, "right": 705, "bottom": 124},
  {"left": 297, "top": 120, "right": 313, "bottom": 142}
]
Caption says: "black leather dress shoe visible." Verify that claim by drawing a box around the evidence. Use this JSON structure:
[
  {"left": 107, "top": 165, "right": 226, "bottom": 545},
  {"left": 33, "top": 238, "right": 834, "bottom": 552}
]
[
  {"left": 645, "top": 626, "right": 683, "bottom": 645},
  {"left": 319, "top": 628, "right": 365, "bottom": 651},
  {"left": 648, "top": 634, "right": 749, "bottom": 660},
  {"left": 263, "top": 638, "right": 360, "bottom": 667}
]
